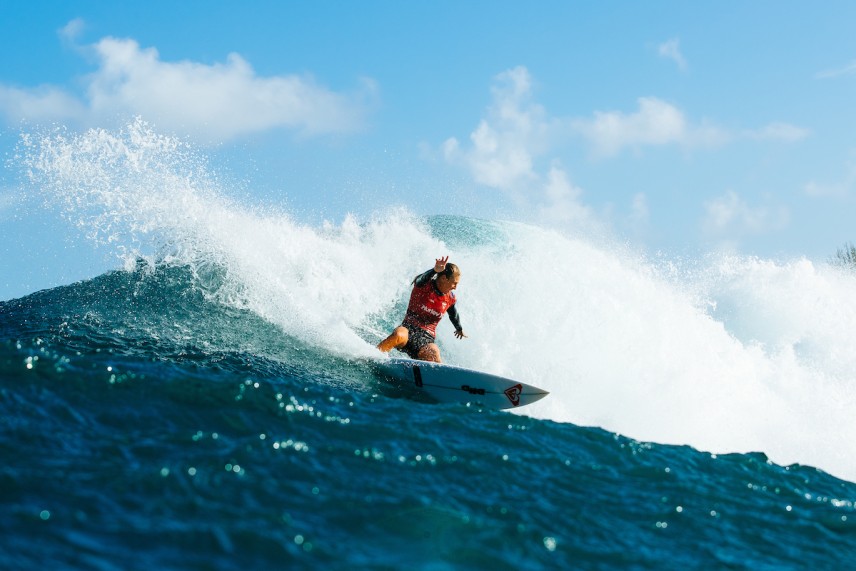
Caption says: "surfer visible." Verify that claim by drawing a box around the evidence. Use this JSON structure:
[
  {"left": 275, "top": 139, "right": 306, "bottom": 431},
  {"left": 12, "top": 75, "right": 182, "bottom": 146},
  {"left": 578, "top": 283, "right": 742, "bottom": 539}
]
[{"left": 377, "top": 256, "right": 467, "bottom": 363}]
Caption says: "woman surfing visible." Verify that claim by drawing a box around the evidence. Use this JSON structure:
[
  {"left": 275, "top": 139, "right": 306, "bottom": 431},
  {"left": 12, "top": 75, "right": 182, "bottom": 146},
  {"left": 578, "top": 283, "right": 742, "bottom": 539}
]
[{"left": 377, "top": 256, "right": 467, "bottom": 363}]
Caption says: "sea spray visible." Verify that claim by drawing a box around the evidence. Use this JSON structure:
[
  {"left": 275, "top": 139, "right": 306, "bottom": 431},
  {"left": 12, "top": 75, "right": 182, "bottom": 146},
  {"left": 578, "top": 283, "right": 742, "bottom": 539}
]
[
  {"left": 19, "top": 120, "right": 856, "bottom": 483},
  {"left": 450, "top": 223, "right": 856, "bottom": 481},
  {"left": 21, "top": 120, "right": 436, "bottom": 356}
]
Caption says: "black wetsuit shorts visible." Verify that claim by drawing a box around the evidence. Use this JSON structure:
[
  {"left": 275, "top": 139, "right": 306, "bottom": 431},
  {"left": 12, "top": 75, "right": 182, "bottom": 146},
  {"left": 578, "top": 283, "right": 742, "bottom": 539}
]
[{"left": 399, "top": 322, "right": 436, "bottom": 359}]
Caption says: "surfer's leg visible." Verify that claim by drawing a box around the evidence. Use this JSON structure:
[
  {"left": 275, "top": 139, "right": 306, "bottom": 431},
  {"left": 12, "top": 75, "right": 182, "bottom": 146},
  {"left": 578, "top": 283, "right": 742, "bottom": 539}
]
[
  {"left": 377, "top": 326, "right": 408, "bottom": 352},
  {"left": 417, "top": 343, "right": 442, "bottom": 363}
]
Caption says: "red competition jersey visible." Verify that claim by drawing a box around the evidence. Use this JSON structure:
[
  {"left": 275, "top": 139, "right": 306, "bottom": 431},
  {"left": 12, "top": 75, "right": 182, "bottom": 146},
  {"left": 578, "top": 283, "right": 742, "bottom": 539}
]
[{"left": 402, "top": 273, "right": 458, "bottom": 336}]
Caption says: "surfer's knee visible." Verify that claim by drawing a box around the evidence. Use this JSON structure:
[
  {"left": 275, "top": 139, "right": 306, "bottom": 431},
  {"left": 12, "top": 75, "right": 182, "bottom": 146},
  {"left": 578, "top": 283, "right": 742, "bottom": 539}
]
[
  {"left": 393, "top": 326, "right": 409, "bottom": 345},
  {"left": 418, "top": 343, "right": 441, "bottom": 363},
  {"left": 378, "top": 326, "right": 408, "bottom": 352}
]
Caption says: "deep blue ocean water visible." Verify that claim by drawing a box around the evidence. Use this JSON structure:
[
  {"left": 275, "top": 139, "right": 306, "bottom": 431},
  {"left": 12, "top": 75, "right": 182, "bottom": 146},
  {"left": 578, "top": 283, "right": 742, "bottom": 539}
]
[
  {"left": 5, "top": 122, "right": 856, "bottom": 569},
  {"left": 3, "top": 262, "right": 856, "bottom": 570}
]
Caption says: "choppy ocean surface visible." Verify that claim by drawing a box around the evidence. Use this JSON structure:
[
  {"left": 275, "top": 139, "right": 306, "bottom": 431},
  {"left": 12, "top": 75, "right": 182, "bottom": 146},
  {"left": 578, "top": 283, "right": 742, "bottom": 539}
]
[{"left": 3, "top": 121, "right": 856, "bottom": 569}]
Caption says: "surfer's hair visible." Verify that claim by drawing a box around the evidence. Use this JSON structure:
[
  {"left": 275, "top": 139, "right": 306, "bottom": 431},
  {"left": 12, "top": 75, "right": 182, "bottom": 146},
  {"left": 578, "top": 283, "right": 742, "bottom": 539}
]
[
  {"left": 440, "top": 263, "right": 460, "bottom": 280},
  {"left": 412, "top": 263, "right": 461, "bottom": 285}
]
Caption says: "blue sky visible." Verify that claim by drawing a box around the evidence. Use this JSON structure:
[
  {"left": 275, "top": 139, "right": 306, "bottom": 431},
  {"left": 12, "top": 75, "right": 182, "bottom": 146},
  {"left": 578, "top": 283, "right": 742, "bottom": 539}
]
[{"left": 2, "top": 1, "right": 856, "bottom": 299}]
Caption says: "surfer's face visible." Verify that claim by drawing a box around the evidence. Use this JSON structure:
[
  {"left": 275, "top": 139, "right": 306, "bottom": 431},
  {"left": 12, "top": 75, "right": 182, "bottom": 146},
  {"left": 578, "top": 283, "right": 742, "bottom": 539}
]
[{"left": 436, "top": 274, "right": 459, "bottom": 294}]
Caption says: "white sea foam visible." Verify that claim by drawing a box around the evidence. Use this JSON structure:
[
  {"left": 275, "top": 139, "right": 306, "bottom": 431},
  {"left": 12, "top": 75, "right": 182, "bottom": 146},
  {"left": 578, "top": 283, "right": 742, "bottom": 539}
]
[
  {"left": 22, "top": 119, "right": 431, "bottom": 357},
  {"left": 452, "top": 223, "right": 856, "bottom": 484},
  {"left": 22, "top": 119, "right": 856, "bottom": 483}
]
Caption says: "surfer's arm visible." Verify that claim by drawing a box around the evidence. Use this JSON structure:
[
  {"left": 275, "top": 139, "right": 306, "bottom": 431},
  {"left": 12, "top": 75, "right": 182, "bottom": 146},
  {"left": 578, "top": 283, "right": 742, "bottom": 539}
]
[
  {"left": 412, "top": 268, "right": 436, "bottom": 287},
  {"left": 448, "top": 305, "right": 466, "bottom": 338}
]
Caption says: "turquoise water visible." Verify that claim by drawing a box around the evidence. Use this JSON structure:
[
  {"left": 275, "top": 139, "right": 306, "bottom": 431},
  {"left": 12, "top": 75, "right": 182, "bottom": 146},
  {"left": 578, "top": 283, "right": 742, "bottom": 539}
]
[
  {"left": 4, "top": 122, "right": 856, "bottom": 569},
  {"left": 3, "top": 263, "right": 856, "bottom": 570}
]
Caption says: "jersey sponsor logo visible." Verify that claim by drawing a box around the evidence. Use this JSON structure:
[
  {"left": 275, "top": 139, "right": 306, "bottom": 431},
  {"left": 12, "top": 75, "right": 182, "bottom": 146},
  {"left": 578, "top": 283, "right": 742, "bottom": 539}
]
[
  {"left": 504, "top": 384, "right": 523, "bottom": 406},
  {"left": 419, "top": 304, "right": 442, "bottom": 318}
]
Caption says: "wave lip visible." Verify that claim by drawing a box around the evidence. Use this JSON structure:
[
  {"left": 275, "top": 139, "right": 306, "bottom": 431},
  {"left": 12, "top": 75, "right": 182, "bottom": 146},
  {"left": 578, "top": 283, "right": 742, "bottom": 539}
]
[{"left": 16, "top": 120, "right": 856, "bottom": 483}]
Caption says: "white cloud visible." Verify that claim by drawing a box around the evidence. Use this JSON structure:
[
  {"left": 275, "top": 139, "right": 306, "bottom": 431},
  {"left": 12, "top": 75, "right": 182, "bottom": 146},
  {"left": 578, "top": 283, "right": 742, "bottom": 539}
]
[
  {"left": 0, "top": 85, "right": 88, "bottom": 123},
  {"left": 537, "top": 164, "right": 593, "bottom": 225},
  {"left": 816, "top": 60, "right": 856, "bottom": 79},
  {"left": 442, "top": 66, "right": 548, "bottom": 191},
  {"left": 60, "top": 18, "right": 85, "bottom": 43},
  {"left": 572, "top": 98, "right": 807, "bottom": 157},
  {"left": 442, "top": 66, "right": 808, "bottom": 236},
  {"left": 804, "top": 153, "right": 856, "bottom": 198},
  {"left": 572, "top": 97, "right": 723, "bottom": 157},
  {"left": 743, "top": 122, "right": 810, "bottom": 142},
  {"left": 702, "top": 190, "right": 789, "bottom": 237},
  {"left": 0, "top": 24, "right": 376, "bottom": 142},
  {"left": 630, "top": 192, "right": 649, "bottom": 225},
  {"left": 442, "top": 66, "right": 595, "bottom": 229},
  {"left": 658, "top": 38, "right": 688, "bottom": 71},
  {"left": 805, "top": 180, "right": 850, "bottom": 198}
]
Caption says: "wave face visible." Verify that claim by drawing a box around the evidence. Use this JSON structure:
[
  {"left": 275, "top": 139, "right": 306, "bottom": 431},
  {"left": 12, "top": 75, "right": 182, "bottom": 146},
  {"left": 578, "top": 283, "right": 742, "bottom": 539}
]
[{"left": 4, "top": 121, "right": 856, "bottom": 569}]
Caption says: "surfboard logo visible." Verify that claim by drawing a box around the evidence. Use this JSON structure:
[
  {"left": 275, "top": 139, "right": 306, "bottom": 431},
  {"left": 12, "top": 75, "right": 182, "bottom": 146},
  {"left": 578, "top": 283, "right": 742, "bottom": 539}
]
[{"left": 504, "top": 384, "right": 523, "bottom": 407}]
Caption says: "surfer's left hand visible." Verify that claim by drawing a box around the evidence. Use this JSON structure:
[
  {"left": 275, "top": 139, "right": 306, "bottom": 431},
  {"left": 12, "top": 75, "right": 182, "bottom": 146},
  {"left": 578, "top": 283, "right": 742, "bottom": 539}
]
[
  {"left": 434, "top": 256, "right": 449, "bottom": 273},
  {"left": 454, "top": 329, "right": 467, "bottom": 339}
]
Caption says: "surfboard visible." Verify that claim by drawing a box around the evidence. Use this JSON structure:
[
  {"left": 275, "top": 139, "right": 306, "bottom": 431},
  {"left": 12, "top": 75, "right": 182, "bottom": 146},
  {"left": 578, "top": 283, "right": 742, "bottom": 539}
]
[{"left": 373, "top": 357, "right": 549, "bottom": 410}]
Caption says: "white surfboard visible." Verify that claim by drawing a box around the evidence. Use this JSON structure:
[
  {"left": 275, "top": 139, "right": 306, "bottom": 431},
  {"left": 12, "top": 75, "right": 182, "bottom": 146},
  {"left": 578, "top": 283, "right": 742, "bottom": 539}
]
[{"left": 374, "top": 357, "right": 549, "bottom": 410}]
